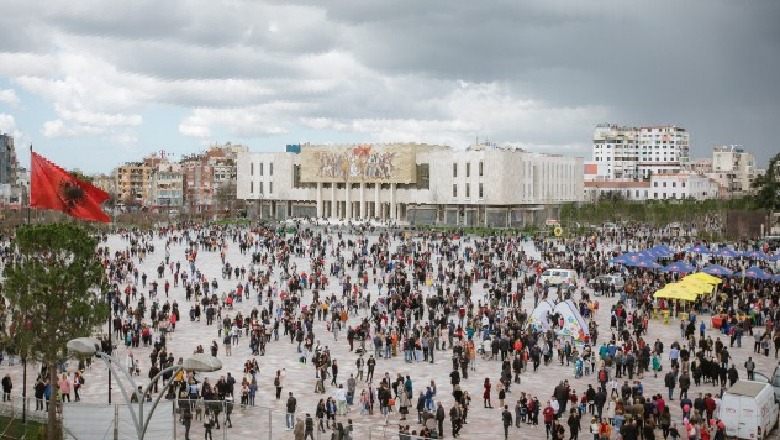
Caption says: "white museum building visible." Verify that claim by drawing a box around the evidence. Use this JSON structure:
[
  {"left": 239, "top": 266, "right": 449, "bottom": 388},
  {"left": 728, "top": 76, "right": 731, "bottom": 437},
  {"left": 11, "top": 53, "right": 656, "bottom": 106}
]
[{"left": 236, "top": 143, "right": 584, "bottom": 226}]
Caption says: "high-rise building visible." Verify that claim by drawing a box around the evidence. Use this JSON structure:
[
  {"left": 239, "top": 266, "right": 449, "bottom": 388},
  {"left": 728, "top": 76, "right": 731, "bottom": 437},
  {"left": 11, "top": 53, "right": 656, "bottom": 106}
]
[
  {"left": 114, "top": 161, "right": 154, "bottom": 208},
  {"left": 710, "top": 145, "right": 757, "bottom": 195},
  {"left": 182, "top": 143, "right": 247, "bottom": 218},
  {"left": 0, "top": 133, "right": 17, "bottom": 185},
  {"left": 592, "top": 124, "right": 689, "bottom": 179},
  {"left": 151, "top": 162, "right": 183, "bottom": 213},
  {"left": 0, "top": 133, "right": 22, "bottom": 205}
]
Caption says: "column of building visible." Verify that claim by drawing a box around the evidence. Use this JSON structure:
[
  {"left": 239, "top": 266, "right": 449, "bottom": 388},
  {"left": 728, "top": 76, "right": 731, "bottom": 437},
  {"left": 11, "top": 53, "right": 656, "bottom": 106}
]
[
  {"left": 332, "top": 184, "right": 338, "bottom": 218},
  {"left": 345, "top": 184, "right": 352, "bottom": 219},
  {"left": 316, "top": 182, "right": 323, "bottom": 218},
  {"left": 359, "top": 183, "right": 365, "bottom": 219},
  {"left": 390, "top": 183, "right": 397, "bottom": 220},
  {"left": 374, "top": 184, "right": 380, "bottom": 220}
]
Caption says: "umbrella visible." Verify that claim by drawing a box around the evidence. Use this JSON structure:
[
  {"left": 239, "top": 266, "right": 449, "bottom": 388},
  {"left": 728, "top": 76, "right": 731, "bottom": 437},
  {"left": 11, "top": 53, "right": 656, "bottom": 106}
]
[
  {"left": 733, "top": 266, "right": 771, "bottom": 280},
  {"left": 700, "top": 264, "right": 734, "bottom": 276},
  {"left": 685, "top": 245, "right": 710, "bottom": 253},
  {"left": 774, "top": 274, "right": 780, "bottom": 283},
  {"left": 712, "top": 248, "right": 741, "bottom": 258},
  {"left": 688, "top": 272, "right": 722, "bottom": 284},
  {"left": 767, "top": 254, "right": 780, "bottom": 262},
  {"left": 662, "top": 261, "right": 696, "bottom": 273},
  {"left": 626, "top": 258, "right": 661, "bottom": 269},
  {"left": 653, "top": 284, "right": 697, "bottom": 301},
  {"left": 742, "top": 250, "right": 769, "bottom": 260},
  {"left": 609, "top": 252, "right": 643, "bottom": 264}
]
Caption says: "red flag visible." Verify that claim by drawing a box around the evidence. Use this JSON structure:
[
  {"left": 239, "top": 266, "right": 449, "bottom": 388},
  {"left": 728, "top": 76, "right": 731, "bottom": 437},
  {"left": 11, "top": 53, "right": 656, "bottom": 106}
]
[{"left": 30, "top": 152, "right": 111, "bottom": 222}]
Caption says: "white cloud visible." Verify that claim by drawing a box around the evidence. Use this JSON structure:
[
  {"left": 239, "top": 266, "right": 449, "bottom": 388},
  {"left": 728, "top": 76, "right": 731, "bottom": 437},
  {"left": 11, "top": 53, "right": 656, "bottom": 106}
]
[
  {"left": 0, "top": 0, "right": 776, "bottom": 166},
  {"left": 109, "top": 132, "right": 138, "bottom": 146},
  {"left": 0, "top": 89, "right": 20, "bottom": 106},
  {"left": 0, "top": 114, "right": 18, "bottom": 134},
  {"left": 178, "top": 120, "right": 211, "bottom": 139}
]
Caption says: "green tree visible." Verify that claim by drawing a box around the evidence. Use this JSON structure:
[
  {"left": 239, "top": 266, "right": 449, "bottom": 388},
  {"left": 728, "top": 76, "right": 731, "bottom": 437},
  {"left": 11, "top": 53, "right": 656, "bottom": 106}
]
[
  {"left": 3, "top": 223, "right": 109, "bottom": 440},
  {"left": 68, "top": 170, "right": 95, "bottom": 184},
  {"left": 753, "top": 152, "right": 780, "bottom": 211}
]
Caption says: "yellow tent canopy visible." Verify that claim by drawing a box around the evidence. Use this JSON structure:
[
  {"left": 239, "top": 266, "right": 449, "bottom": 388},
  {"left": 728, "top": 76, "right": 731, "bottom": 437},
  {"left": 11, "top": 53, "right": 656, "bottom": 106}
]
[
  {"left": 688, "top": 272, "right": 722, "bottom": 285},
  {"left": 653, "top": 284, "right": 698, "bottom": 301},
  {"left": 679, "top": 277, "right": 714, "bottom": 294}
]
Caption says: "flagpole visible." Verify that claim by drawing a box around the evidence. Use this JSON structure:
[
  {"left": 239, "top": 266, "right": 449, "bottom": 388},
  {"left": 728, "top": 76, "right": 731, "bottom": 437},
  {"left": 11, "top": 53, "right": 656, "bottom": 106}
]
[
  {"left": 22, "top": 144, "right": 31, "bottom": 424},
  {"left": 27, "top": 145, "right": 32, "bottom": 226}
]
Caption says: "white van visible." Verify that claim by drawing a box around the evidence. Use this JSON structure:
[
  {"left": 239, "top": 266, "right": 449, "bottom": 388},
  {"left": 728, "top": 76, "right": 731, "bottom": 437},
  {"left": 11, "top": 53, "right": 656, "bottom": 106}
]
[
  {"left": 539, "top": 268, "right": 577, "bottom": 286},
  {"left": 720, "top": 380, "right": 779, "bottom": 440}
]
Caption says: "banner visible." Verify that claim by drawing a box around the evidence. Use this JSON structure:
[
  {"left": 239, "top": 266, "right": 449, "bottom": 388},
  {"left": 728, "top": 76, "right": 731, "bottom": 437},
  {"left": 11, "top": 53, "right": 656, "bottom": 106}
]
[{"left": 301, "top": 144, "right": 417, "bottom": 183}]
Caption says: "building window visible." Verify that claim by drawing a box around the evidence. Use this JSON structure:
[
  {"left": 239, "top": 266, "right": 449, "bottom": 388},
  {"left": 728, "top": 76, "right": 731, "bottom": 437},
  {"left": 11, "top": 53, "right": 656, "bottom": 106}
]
[
  {"left": 250, "top": 181, "right": 254, "bottom": 194},
  {"left": 465, "top": 183, "right": 470, "bottom": 198},
  {"left": 453, "top": 163, "right": 458, "bottom": 178},
  {"left": 416, "top": 164, "right": 430, "bottom": 189},
  {"left": 479, "top": 161, "right": 484, "bottom": 177},
  {"left": 654, "top": 182, "right": 658, "bottom": 187},
  {"left": 452, "top": 184, "right": 457, "bottom": 198},
  {"left": 269, "top": 163, "right": 273, "bottom": 176},
  {"left": 466, "top": 162, "right": 471, "bottom": 178},
  {"left": 258, "top": 182, "right": 263, "bottom": 194},
  {"left": 293, "top": 165, "right": 302, "bottom": 189},
  {"left": 479, "top": 183, "right": 484, "bottom": 198},
  {"left": 269, "top": 182, "right": 273, "bottom": 194},
  {"left": 259, "top": 163, "right": 264, "bottom": 176}
]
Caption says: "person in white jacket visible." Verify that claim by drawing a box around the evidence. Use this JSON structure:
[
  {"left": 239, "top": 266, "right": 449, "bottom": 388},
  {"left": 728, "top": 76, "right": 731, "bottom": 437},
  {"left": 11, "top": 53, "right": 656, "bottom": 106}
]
[
  {"left": 335, "top": 384, "right": 348, "bottom": 415},
  {"left": 126, "top": 352, "right": 135, "bottom": 375}
]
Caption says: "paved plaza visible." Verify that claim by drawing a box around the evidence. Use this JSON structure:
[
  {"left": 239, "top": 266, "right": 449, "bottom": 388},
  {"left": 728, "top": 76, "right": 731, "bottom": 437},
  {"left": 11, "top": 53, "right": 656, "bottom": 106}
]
[{"left": 1, "top": 225, "right": 779, "bottom": 440}]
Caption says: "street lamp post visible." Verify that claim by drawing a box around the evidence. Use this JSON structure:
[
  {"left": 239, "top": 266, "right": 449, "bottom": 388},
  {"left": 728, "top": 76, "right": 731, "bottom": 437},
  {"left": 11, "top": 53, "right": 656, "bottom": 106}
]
[{"left": 68, "top": 337, "right": 222, "bottom": 440}]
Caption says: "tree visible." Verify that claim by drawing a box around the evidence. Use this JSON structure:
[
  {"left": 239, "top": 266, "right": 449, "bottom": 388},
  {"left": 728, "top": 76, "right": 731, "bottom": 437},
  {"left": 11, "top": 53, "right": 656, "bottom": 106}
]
[
  {"left": 753, "top": 152, "right": 780, "bottom": 211},
  {"left": 3, "top": 223, "right": 109, "bottom": 440},
  {"left": 215, "top": 182, "right": 238, "bottom": 219},
  {"left": 68, "top": 170, "right": 95, "bottom": 184}
]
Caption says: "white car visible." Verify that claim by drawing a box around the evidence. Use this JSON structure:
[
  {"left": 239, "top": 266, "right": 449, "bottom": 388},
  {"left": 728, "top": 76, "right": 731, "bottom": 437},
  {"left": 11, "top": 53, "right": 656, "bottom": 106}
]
[
  {"left": 540, "top": 268, "right": 577, "bottom": 286},
  {"left": 588, "top": 275, "right": 625, "bottom": 293}
]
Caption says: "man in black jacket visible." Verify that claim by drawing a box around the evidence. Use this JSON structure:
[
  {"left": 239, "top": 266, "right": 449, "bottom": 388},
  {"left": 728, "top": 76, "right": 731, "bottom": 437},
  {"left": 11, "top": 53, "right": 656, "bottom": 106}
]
[
  {"left": 1, "top": 373, "right": 11, "bottom": 402},
  {"left": 436, "top": 402, "right": 445, "bottom": 437},
  {"left": 502, "top": 405, "right": 513, "bottom": 439}
]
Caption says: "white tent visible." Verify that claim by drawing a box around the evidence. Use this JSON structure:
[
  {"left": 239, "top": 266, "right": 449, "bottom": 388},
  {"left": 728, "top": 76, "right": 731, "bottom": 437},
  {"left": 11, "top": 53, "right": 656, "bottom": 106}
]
[
  {"left": 528, "top": 299, "right": 556, "bottom": 332},
  {"left": 529, "top": 299, "right": 590, "bottom": 342}
]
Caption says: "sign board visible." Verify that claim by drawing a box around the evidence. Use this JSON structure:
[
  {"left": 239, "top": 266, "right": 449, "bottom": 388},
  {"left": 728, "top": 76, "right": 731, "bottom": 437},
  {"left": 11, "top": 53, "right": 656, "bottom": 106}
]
[{"left": 301, "top": 144, "right": 417, "bottom": 183}]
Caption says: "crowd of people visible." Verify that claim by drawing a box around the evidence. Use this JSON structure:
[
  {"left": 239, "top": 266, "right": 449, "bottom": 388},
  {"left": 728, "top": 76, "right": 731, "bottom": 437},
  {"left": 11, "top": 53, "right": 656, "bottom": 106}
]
[{"left": 0, "top": 220, "right": 779, "bottom": 440}]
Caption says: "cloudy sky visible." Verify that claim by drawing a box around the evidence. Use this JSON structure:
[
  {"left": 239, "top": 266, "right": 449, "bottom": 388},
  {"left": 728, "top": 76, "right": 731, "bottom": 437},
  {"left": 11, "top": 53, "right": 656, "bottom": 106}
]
[{"left": 0, "top": 0, "right": 778, "bottom": 173}]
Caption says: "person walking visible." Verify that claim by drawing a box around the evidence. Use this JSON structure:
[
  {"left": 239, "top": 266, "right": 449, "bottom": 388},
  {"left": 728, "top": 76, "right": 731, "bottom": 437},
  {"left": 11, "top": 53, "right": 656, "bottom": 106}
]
[
  {"left": 286, "top": 392, "right": 297, "bottom": 430},
  {"left": 304, "top": 413, "right": 315, "bottom": 440},
  {"left": 502, "top": 405, "right": 513, "bottom": 440},
  {"left": 181, "top": 403, "right": 192, "bottom": 440},
  {"left": 484, "top": 378, "right": 493, "bottom": 408},
  {"left": 275, "top": 370, "right": 283, "bottom": 399},
  {"left": 293, "top": 418, "right": 305, "bottom": 440},
  {"left": 1, "top": 374, "right": 12, "bottom": 402}
]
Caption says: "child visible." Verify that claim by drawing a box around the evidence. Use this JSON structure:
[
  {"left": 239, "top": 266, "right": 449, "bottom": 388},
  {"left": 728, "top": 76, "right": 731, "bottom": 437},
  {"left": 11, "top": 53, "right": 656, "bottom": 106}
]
[{"left": 669, "top": 423, "right": 680, "bottom": 440}]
